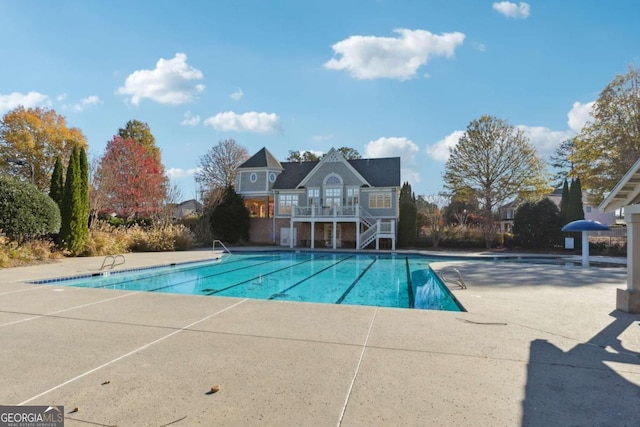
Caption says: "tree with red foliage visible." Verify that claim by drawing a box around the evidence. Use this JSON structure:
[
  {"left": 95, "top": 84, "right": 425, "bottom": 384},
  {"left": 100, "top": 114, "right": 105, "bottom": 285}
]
[{"left": 97, "top": 136, "right": 167, "bottom": 219}]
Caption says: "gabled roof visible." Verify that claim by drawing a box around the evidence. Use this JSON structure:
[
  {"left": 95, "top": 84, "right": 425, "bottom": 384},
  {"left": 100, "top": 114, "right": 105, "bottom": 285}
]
[
  {"left": 599, "top": 157, "right": 640, "bottom": 212},
  {"left": 297, "top": 148, "right": 370, "bottom": 188},
  {"left": 273, "top": 162, "right": 317, "bottom": 189},
  {"left": 349, "top": 157, "right": 400, "bottom": 187},
  {"left": 272, "top": 156, "right": 401, "bottom": 190},
  {"left": 238, "top": 147, "right": 283, "bottom": 170}
]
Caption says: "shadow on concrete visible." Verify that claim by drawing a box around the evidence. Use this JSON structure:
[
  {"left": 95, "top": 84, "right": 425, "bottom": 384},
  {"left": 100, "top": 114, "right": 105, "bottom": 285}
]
[
  {"left": 521, "top": 310, "right": 640, "bottom": 426},
  {"left": 450, "top": 262, "right": 627, "bottom": 288}
]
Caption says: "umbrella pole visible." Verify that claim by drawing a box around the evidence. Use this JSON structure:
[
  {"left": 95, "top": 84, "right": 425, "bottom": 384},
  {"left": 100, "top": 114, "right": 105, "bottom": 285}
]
[{"left": 582, "top": 231, "right": 589, "bottom": 267}]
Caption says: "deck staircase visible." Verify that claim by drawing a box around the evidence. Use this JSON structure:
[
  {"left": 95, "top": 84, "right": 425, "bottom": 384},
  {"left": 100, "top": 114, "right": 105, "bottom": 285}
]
[{"left": 358, "top": 207, "right": 394, "bottom": 249}]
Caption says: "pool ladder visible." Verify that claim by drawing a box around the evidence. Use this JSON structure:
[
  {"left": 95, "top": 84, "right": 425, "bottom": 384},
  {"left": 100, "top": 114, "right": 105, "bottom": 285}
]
[
  {"left": 100, "top": 254, "right": 125, "bottom": 270},
  {"left": 440, "top": 267, "right": 467, "bottom": 289},
  {"left": 212, "top": 240, "right": 232, "bottom": 255}
]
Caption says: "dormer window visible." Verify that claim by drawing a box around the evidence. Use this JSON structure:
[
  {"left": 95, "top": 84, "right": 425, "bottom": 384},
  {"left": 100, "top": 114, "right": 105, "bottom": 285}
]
[
  {"left": 269, "top": 172, "right": 276, "bottom": 183},
  {"left": 250, "top": 172, "right": 257, "bottom": 183}
]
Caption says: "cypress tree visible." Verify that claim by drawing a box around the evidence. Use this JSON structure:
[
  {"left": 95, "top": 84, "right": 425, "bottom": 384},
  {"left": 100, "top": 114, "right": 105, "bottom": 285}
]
[
  {"left": 566, "top": 177, "right": 585, "bottom": 250},
  {"left": 79, "top": 147, "right": 90, "bottom": 225},
  {"left": 559, "top": 178, "right": 569, "bottom": 225},
  {"left": 60, "top": 146, "right": 88, "bottom": 254},
  {"left": 49, "top": 156, "right": 64, "bottom": 208},
  {"left": 567, "top": 178, "right": 585, "bottom": 222},
  {"left": 398, "top": 182, "right": 417, "bottom": 247}
]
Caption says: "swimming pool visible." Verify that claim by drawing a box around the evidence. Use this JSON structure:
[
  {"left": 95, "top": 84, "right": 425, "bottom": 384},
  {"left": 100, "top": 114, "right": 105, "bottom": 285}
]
[{"left": 32, "top": 252, "right": 464, "bottom": 311}]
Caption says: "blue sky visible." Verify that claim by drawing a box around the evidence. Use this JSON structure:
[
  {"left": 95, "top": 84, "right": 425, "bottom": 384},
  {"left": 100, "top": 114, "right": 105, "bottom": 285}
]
[{"left": 1, "top": 1, "right": 638, "bottom": 200}]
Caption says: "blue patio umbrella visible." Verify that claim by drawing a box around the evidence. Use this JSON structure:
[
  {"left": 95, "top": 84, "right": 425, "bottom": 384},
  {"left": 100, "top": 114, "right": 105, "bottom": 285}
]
[{"left": 561, "top": 220, "right": 611, "bottom": 267}]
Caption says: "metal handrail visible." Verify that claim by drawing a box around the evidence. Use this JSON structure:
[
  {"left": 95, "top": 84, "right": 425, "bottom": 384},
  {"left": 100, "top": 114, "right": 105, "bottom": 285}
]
[
  {"left": 212, "top": 240, "right": 232, "bottom": 255},
  {"left": 100, "top": 254, "right": 125, "bottom": 270},
  {"left": 439, "top": 267, "right": 467, "bottom": 289}
]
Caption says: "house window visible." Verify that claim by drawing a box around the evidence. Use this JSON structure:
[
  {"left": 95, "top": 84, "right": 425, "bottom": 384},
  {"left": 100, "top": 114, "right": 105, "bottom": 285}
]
[
  {"left": 308, "top": 188, "right": 320, "bottom": 206},
  {"left": 278, "top": 194, "right": 298, "bottom": 215},
  {"left": 369, "top": 192, "right": 391, "bottom": 209},
  {"left": 325, "top": 187, "right": 342, "bottom": 209},
  {"left": 586, "top": 206, "right": 592, "bottom": 213},
  {"left": 269, "top": 172, "right": 276, "bottom": 183},
  {"left": 250, "top": 172, "right": 257, "bottom": 183},
  {"left": 346, "top": 188, "right": 359, "bottom": 206}
]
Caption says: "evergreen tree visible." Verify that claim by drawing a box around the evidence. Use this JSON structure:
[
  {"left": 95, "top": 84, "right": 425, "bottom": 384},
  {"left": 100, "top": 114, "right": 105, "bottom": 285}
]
[
  {"left": 567, "top": 178, "right": 585, "bottom": 222},
  {"left": 79, "top": 147, "right": 89, "bottom": 226},
  {"left": 49, "top": 156, "right": 64, "bottom": 208},
  {"left": 565, "top": 178, "right": 585, "bottom": 250},
  {"left": 60, "top": 146, "right": 88, "bottom": 254},
  {"left": 559, "top": 179, "right": 569, "bottom": 225},
  {"left": 209, "top": 186, "right": 250, "bottom": 243},
  {"left": 398, "top": 182, "right": 417, "bottom": 247}
]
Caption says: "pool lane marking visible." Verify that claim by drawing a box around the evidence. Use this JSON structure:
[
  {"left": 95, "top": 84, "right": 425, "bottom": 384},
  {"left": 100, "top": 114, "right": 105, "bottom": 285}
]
[
  {"left": 337, "top": 307, "right": 378, "bottom": 426},
  {"left": 267, "top": 255, "right": 355, "bottom": 300},
  {"left": 0, "top": 291, "right": 140, "bottom": 328},
  {"left": 335, "top": 258, "right": 378, "bottom": 304},
  {"left": 18, "top": 298, "right": 248, "bottom": 406},
  {"left": 145, "top": 257, "right": 282, "bottom": 293},
  {"left": 87, "top": 254, "right": 276, "bottom": 290},
  {"left": 205, "top": 254, "right": 332, "bottom": 296}
]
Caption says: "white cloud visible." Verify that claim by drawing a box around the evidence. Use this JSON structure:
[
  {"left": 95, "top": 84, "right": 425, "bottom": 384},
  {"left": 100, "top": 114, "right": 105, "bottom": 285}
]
[
  {"left": 517, "top": 125, "right": 573, "bottom": 157},
  {"left": 203, "top": 111, "right": 281, "bottom": 133},
  {"left": 492, "top": 2, "right": 530, "bottom": 19},
  {"left": 181, "top": 111, "right": 201, "bottom": 126},
  {"left": 567, "top": 101, "right": 594, "bottom": 133},
  {"left": 0, "top": 91, "right": 50, "bottom": 114},
  {"left": 67, "top": 95, "right": 101, "bottom": 112},
  {"left": 116, "top": 53, "right": 204, "bottom": 106},
  {"left": 167, "top": 167, "right": 199, "bottom": 179},
  {"left": 230, "top": 88, "right": 243, "bottom": 100},
  {"left": 324, "top": 28, "right": 465, "bottom": 80},
  {"left": 365, "top": 137, "right": 420, "bottom": 184},
  {"left": 425, "top": 130, "right": 465, "bottom": 162},
  {"left": 56, "top": 94, "right": 67, "bottom": 102}
]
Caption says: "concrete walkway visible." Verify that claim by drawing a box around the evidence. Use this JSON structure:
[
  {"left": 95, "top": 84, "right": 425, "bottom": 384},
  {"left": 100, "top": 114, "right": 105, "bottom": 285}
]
[{"left": 0, "top": 250, "right": 638, "bottom": 426}]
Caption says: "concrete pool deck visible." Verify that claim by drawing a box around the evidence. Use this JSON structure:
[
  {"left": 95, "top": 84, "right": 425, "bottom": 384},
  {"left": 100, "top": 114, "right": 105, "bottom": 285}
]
[{"left": 0, "top": 249, "right": 638, "bottom": 426}]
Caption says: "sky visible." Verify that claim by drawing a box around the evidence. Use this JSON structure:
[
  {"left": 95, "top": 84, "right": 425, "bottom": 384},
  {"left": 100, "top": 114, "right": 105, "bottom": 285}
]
[{"left": 0, "top": 0, "right": 638, "bottom": 200}]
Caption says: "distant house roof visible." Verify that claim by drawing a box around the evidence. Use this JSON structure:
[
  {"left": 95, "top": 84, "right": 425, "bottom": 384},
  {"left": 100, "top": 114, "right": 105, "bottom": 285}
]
[
  {"left": 273, "top": 157, "right": 401, "bottom": 190},
  {"left": 238, "top": 147, "right": 283, "bottom": 170}
]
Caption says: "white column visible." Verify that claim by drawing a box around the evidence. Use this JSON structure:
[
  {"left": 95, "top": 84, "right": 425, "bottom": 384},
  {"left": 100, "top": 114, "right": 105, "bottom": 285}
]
[
  {"left": 356, "top": 220, "right": 361, "bottom": 250},
  {"left": 311, "top": 222, "right": 315, "bottom": 249},
  {"left": 289, "top": 221, "right": 294, "bottom": 249},
  {"left": 375, "top": 219, "right": 381, "bottom": 250},
  {"left": 391, "top": 219, "right": 396, "bottom": 250},
  {"left": 332, "top": 221, "right": 337, "bottom": 250},
  {"left": 626, "top": 212, "right": 640, "bottom": 291}
]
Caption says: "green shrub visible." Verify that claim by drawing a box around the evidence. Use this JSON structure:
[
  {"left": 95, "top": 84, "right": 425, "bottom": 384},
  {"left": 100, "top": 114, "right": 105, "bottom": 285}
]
[
  {"left": 0, "top": 176, "right": 61, "bottom": 241},
  {"left": 210, "top": 186, "right": 250, "bottom": 243},
  {"left": 513, "top": 199, "right": 561, "bottom": 249}
]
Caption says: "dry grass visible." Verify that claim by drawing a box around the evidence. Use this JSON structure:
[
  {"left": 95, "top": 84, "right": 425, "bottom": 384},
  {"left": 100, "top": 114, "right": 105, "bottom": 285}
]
[{"left": 0, "top": 235, "right": 62, "bottom": 268}]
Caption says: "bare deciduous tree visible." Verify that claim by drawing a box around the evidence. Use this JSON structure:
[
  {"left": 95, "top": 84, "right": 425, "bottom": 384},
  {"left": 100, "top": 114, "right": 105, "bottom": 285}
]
[{"left": 195, "top": 139, "right": 249, "bottom": 192}]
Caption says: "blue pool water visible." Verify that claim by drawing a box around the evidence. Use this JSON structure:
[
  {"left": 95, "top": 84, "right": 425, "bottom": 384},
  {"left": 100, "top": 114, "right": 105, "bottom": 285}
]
[{"left": 33, "top": 252, "right": 464, "bottom": 311}]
